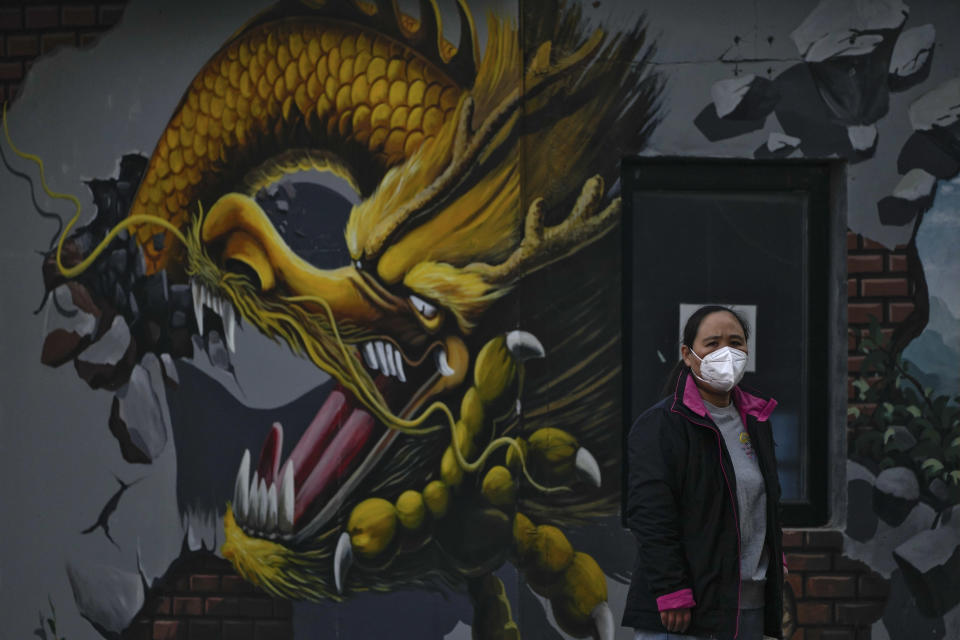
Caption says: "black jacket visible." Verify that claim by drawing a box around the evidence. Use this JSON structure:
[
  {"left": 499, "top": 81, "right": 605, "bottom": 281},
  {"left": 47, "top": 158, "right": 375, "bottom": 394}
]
[{"left": 622, "top": 369, "right": 784, "bottom": 638}]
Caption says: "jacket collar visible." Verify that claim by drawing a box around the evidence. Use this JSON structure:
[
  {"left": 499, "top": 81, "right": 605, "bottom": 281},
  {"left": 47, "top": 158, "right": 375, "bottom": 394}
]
[{"left": 672, "top": 368, "right": 777, "bottom": 424}]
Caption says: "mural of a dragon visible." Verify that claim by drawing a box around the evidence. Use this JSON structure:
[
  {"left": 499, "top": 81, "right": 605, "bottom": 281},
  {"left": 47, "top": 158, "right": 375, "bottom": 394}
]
[{"left": 27, "top": 0, "right": 662, "bottom": 636}]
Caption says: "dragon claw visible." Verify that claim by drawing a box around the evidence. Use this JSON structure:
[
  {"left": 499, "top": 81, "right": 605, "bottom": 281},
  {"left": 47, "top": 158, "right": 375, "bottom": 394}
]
[
  {"left": 591, "top": 602, "right": 614, "bottom": 640},
  {"left": 334, "top": 531, "right": 353, "bottom": 595},
  {"left": 505, "top": 330, "right": 545, "bottom": 361},
  {"left": 575, "top": 447, "right": 602, "bottom": 488}
]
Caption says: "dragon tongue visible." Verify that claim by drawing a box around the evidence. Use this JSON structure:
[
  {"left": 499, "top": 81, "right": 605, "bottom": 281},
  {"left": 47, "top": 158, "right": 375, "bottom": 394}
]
[
  {"left": 256, "top": 422, "right": 283, "bottom": 487},
  {"left": 293, "top": 406, "right": 376, "bottom": 525},
  {"left": 287, "top": 389, "right": 350, "bottom": 490}
]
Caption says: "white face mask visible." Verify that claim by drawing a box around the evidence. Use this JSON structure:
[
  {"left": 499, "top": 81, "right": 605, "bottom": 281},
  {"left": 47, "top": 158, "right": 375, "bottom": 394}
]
[{"left": 687, "top": 345, "right": 748, "bottom": 392}]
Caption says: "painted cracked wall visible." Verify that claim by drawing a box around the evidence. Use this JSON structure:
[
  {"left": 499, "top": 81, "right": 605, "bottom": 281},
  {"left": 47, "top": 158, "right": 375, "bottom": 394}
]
[{"left": 1, "top": 1, "right": 958, "bottom": 639}]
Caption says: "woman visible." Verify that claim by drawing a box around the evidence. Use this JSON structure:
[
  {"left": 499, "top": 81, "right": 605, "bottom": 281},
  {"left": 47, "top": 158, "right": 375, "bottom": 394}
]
[{"left": 623, "top": 305, "right": 785, "bottom": 640}]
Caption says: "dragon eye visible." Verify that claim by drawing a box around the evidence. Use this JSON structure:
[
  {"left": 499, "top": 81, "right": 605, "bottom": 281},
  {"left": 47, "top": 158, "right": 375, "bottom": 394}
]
[
  {"left": 409, "top": 294, "right": 438, "bottom": 319},
  {"left": 255, "top": 170, "right": 359, "bottom": 270}
]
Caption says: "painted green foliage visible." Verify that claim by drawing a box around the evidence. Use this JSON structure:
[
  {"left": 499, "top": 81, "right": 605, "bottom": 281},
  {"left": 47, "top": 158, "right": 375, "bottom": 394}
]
[{"left": 851, "top": 317, "right": 960, "bottom": 507}]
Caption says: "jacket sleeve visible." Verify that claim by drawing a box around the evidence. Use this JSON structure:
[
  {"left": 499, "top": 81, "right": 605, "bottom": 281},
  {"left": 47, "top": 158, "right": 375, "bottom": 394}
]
[{"left": 626, "top": 411, "right": 696, "bottom": 611}]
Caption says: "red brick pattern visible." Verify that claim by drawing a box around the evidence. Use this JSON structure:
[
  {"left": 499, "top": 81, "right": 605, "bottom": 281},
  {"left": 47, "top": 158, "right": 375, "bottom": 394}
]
[
  {"left": 0, "top": 3, "right": 128, "bottom": 104},
  {"left": 845, "top": 231, "right": 917, "bottom": 433},
  {"left": 124, "top": 552, "right": 293, "bottom": 640},
  {"left": 783, "top": 531, "right": 888, "bottom": 640}
]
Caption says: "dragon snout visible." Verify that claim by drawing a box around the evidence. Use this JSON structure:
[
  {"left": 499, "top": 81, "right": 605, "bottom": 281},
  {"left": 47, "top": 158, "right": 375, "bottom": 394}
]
[{"left": 202, "top": 193, "right": 278, "bottom": 291}]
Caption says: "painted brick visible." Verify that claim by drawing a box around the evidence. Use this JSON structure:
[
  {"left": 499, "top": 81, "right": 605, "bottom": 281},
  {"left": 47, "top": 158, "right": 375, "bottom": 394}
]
[
  {"left": 805, "top": 530, "right": 843, "bottom": 550},
  {"left": 127, "top": 621, "right": 153, "bottom": 640},
  {"left": 783, "top": 530, "right": 804, "bottom": 548},
  {"left": 786, "top": 573, "right": 803, "bottom": 598},
  {"left": 222, "top": 620, "right": 254, "bottom": 640},
  {"left": 861, "top": 237, "right": 885, "bottom": 250},
  {"left": 848, "top": 303, "right": 883, "bottom": 324},
  {"left": 188, "top": 620, "right": 220, "bottom": 640},
  {"left": 835, "top": 601, "right": 885, "bottom": 624},
  {"left": 99, "top": 4, "right": 126, "bottom": 26},
  {"left": 144, "top": 596, "right": 172, "bottom": 615},
  {"left": 205, "top": 597, "right": 274, "bottom": 618},
  {"left": 889, "top": 302, "right": 914, "bottom": 323},
  {"left": 888, "top": 254, "right": 908, "bottom": 272},
  {"left": 173, "top": 596, "right": 203, "bottom": 616},
  {"left": 857, "top": 573, "right": 890, "bottom": 598},
  {"left": 25, "top": 6, "right": 59, "bottom": 29},
  {"left": 205, "top": 596, "right": 242, "bottom": 616},
  {"left": 153, "top": 620, "right": 186, "bottom": 640},
  {"left": 79, "top": 31, "right": 102, "bottom": 48},
  {"left": 62, "top": 5, "right": 97, "bottom": 27},
  {"left": 41, "top": 32, "right": 76, "bottom": 54},
  {"left": 846, "top": 231, "right": 859, "bottom": 250},
  {"left": 796, "top": 601, "right": 832, "bottom": 625},
  {"left": 254, "top": 621, "right": 293, "bottom": 640},
  {"left": 785, "top": 552, "right": 831, "bottom": 571},
  {"left": 806, "top": 575, "right": 855, "bottom": 598},
  {"left": 848, "top": 356, "right": 864, "bottom": 374},
  {"left": 6, "top": 34, "right": 38, "bottom": 57},
  {"left": 848, "top": 330, "right": 857, "bottom": 351},
  {"left": 861, "top": 277, "right": 908, "bottom": 297},
  {"left": 847, "top": 278, "right": 857, "bottom": 298},
  {"left": 0, "top": 62, "right": 23, "bottom": 81},
  {"left": 189, "top": 574, "right": 220, "bottom": 591},
  {"left": 847, "top": 255, "right": 884, "bottom": 274},
  {"left": 222, "top": 574, "right": 257, "bottom": 593},
  {"left": 0, "top": 8, "right": 22, "bottom": 30}
]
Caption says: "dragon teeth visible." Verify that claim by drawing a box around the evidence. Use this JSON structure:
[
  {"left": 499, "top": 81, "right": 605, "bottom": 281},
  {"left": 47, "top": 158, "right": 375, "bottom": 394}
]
[
  {"left": 393, "top": 348, "right": 406, "bottom": 382},
  {"left": 256, "top": 477, "right": 268, "bottom": 530},
  {"left": 361, "top": 340, "right": 408, "bottom": 382},
  {"left": 189, "top": 279, "right": 240, "bottom": 348},
  {"left": 266, "top": 483, "right": 279, "bottom": 532},
  {"left": 374, "top": 341, "right": 391, "bottom": 375},
  {"left": 279, "top": 462, "right": 295, "bottom": 534},
  {"left": 234, "top": 449, "right": 251, "bottom": 522},
  {"left": 191, "top": 281, "right": 204, "bottom": 335},
  {"left": 363, "top": 343, "right": 378, "bottom": 370},
  {"left": 436, "top": 348, "right": 455, "bottom": 377},
  {"left": 248, "top": 472, "right": 260, "bottom": 528},
  {"left": 223, "top": 305, "right": 236, "bottom": 353}
]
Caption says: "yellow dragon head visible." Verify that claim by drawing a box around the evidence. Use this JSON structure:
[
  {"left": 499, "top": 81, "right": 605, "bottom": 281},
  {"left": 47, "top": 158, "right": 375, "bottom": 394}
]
[{"left": 37, "top": 0, "right": 661, "bottom": 625}]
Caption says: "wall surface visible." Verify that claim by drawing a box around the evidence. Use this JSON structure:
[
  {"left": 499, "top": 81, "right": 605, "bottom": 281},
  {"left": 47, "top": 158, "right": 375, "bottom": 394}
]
[{"left": 0, "top": 1, "right": 957, "bottom": 640}]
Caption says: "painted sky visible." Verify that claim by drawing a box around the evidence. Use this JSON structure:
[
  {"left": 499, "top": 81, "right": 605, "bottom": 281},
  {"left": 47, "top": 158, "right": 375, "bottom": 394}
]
[{"left": 918, "top": 179, "right": 960, "bottom": 318}]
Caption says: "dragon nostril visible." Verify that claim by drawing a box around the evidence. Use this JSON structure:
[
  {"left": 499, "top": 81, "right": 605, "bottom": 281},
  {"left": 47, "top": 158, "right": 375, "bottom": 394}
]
[
  {"left": 227, "top": 258, "right": 264, "bottom": 291},
  {"left": 223, "top": 230, "right": 276, "bottom": 291}
]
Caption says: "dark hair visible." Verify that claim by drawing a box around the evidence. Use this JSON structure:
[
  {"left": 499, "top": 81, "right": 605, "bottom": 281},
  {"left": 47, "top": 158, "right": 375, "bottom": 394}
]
[{"left": 660, "top": 305, "right": 751, "bottom": 398}]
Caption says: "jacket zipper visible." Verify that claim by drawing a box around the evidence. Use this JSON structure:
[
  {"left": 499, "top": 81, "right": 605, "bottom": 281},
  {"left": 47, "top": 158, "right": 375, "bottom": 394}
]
[{"left": 674, "top": 408, "right": 743, "bottom": 639}]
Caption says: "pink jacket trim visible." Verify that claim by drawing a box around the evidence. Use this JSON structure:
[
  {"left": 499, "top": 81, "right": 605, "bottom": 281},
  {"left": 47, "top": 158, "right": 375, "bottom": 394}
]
[
  {"left": 656, "top": 588, "right": 696, "bottom": 611},
  {"left": 733, "top": 386, "right": 778, "bottom": 423},
  {"left": 681, "top": 376, "right": 777, "bottom": 424},
  {"left": 682, "top": 377, "right": 709, "bottom": 417}
]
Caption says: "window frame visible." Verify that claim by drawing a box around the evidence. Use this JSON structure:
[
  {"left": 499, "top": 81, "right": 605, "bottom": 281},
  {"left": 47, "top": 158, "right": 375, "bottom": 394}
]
[{"left": 620, "top": 157, "right": 846, "bottom": 527}]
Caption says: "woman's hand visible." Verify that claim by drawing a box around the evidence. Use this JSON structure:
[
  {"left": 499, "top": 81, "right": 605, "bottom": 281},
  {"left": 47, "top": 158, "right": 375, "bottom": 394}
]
[{"left": 660, "top": 607, "right": 692, "bottom": 633}]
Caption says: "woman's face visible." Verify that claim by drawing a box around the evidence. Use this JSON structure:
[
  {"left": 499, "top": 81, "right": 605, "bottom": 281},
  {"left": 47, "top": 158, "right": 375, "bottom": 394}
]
[{"left": 681, "top": 311, "right": 747, "bottom": 377}]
